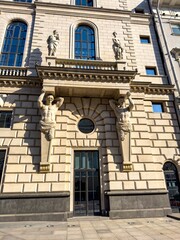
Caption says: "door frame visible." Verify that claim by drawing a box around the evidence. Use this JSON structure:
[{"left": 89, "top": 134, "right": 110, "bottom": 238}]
[
  {"left": 72, "top": 149, "right": 102, "bottom": 216},
  {"left": 163, "top": 161, "right": 180, "bottom": 212}
]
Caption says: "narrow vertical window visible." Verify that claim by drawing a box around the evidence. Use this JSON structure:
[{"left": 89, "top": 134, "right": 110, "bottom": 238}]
[
  {"left": 0, "top": 21, "right": 27, "bottom": 66},
  {"left": 0, "top": 150, "right": 6, "bottom": 182},
  {"left": 76, "top": 0, "right": 93, "bottom": 7},
  {"left": 75, "top": 25, "right": 95, "bottom": 60},
  {"left": 0, "top": 111, "right": 12, "bottom": 128}
]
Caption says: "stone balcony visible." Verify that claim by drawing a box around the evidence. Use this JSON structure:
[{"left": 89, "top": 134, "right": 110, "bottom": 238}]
[
  {"left": 0, "top": 66, "right": 41, "bottom": 88},
  {"left": 151, "top": 0, "right": 180, "bottom": 7},
  {"left": 36, "top": 57, "right": 137, "bottom": 98},
  {"left": 0, "top": 66, "right": 28, "bottom": 77}
]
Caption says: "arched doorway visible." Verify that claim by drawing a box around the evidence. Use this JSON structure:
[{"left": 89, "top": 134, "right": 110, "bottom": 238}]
[{"left": 163, "top": 162, "right": 180, "bottom": 212}]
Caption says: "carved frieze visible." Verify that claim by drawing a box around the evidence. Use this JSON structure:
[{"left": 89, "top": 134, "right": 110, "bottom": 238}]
[{"left": 130, "top": 82, "right": 175, "bottom": 95}]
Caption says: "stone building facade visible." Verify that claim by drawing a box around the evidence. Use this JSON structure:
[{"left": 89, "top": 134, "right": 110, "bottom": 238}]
[
  {"left": 0, "top": 0, "right": 179, "bottom": 221},
  {"left": 150, "top": 0, "right": 180, "bottom": 213}
]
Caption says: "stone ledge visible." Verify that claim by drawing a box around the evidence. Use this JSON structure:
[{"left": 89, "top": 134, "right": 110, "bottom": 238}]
[
  {"left": 0, "top": 192, "right": 70, "bottom": 199},
  {"left": 109, "top": 208, "right": 172, "bottom": 219},
  {"left": 0, "top": 212, "right": 68, "bottom": 222},
  {"left": 105, "top": 190, "right": 168, "bottom": 196},
  {"left": 167, "top": 213, "right": 180, "bottom": 221}
]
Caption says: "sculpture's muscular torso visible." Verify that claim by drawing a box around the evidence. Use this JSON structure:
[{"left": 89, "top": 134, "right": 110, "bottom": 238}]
[
  {"left": 38, "top": 92, "right": 64, "bottom": 141},
  {"left": 109, "top": 92, "right": 134, "bottom": 141}
]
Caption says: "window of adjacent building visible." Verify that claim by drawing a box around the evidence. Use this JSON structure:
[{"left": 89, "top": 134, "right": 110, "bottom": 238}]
[
  {"left": 0, "top": 21, "right": 27, "bottom": 66},
  {"left": 152, "top": 103, "right": 164, "bottom": 113},
  {"left": 0, "top": 111, "right": 12, "bottom": 128},
  {"left": 14, "top": 0, "right": 32, "bottom": 2},
  {"left": 0, "top": 150, "right": 6, "bottom": 182},
  {"left": 145, "top": 67, "right": 157, "bottom": 75},
  {"left": 135, "top": 8, "right": 145, "bottom": 14},
  {"left": 140, "top": 36, "right": 150, "bottom": 44},
  {"left": 171, "top": 24, "right": 180, "bottom": 35},
  {"left": 75, "top": 25, "right": 95, "bottom": 60},
  {"left": 78, "top": 118, "right": 95, "bottom": 134},
  {"left": 75, "top": 0, "right": 93, "bottom": 6}
]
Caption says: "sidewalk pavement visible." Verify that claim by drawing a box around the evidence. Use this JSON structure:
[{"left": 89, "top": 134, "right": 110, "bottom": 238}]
[{"left": 0, "top": 216, "right": 179, "bottom": 240}]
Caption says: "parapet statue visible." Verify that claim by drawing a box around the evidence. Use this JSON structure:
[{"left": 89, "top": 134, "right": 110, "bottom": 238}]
[
  {"left": 109, "top": 92, "right": 134, "bottom": 171},
  {"left": 112, "top": 31, "right": 123, "bottom": 60},
  {"left": 38, "top": 91, "right": 64, "bottom": 141},
  {"left": 47, "top": 30, "right": 60, "bottom": 56}
]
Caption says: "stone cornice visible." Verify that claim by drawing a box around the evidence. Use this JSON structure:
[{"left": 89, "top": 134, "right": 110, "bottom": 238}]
[
  {"left": 0, "top": 0, "right": 32, "bottom": 6},
  {"left": 36, "top": 66, "right": 137, "bottom": 84},
  {"left": 131, "top": 81, "right": 175, "bottom": 94},
  {"left": 105, "top": 190, "right": 168, "bottom": 196},
  {"left": 151, "top": 0, "right": 180, "bottom": 8},
  {"left": 0, "top": 1, "right": 34, "bottom": 13},
  {"left": 35, "top": 2, "right": 131, "bottom": 15},
  {"left": 34, "top": 2, "right": 151, "bottom": 21},
  {"left": 0, "top": 192, "right": 70, "bottom": 199},
  {"left": 0, "top": 77, "right": 42, "bottom": 88}
]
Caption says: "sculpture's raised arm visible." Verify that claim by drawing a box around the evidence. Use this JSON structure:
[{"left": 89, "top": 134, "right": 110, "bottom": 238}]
[
  {"left": 109, "top": 99, "right": 117, "bottom": 111},
  {"left": 126, "top": 92, "right": 134, "bottom": 111},
  {"left": 55, "top": 97, "right": 64, "bottom": 109},
  {"left": 38, "top": 91, "right": 45, "bottom": 109}
]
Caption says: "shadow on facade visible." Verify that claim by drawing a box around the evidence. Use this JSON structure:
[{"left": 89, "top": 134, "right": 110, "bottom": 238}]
[
  {"left": 26, "top": 48, "right": 43, "bottom": 76},
  {"left": 6, "top": 89, "right": 41, "bottom": 172}
]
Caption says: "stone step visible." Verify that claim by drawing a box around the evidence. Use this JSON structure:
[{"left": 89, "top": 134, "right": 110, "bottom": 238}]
[{"left": 167, "top": 213, "right": 180, "bottom": 221}]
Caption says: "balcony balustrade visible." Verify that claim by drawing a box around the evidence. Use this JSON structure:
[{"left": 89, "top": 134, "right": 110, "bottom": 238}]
[
  {"left": 0, "top": 67, "right": 27, "bottom": 77},
  {"left": 47, "top": 58, "right": 125, "bottom": 71}
]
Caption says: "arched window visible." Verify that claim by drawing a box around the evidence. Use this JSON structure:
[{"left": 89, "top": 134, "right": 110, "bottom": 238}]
[
  {"left": 163, "top": 162, "right": 180, "bottom": 211},
  {"left": 75, "top": 0, "right": 93, "bottom": 6},
  {"left": 0, "top": 21, "right": 27, "bottom": 66},
  {"left": 75, "top": 25, "right": 95, "bottom": 60}
]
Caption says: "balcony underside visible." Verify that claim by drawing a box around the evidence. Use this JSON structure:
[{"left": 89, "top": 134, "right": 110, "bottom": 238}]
[
  {"left": 0, "top": 65, "right": 174, "bottom": 97},
  {"left": 36, "top": 65, "right": 137, "bottom": 98}
]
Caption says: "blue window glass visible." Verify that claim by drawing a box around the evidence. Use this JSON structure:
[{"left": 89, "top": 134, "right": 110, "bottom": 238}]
[
  {"left": 75, "top": 25, "right": 95, "bottom": 60},
  {"left": 146, "top": 67, "right": 156, "bottom": 75},
  {"left": 14, "top": 0, "right": 32, "bottom": 2},
  {"left": 0, "top": 22, "right": 27, "bottom": 66},
  {"left": 140, "top": 36, "right": 150, "bottom": 44},
  {"left": 152, "top": 103, "right": 163, "bottom": 113},
  {"left": 76, "top": 0, "right": 93, "bottom": 7},
  {"left": 172, "top": 25, "right": 180, "bottom": 35}
]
